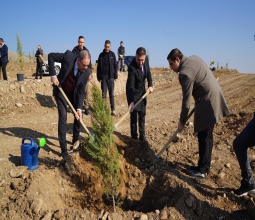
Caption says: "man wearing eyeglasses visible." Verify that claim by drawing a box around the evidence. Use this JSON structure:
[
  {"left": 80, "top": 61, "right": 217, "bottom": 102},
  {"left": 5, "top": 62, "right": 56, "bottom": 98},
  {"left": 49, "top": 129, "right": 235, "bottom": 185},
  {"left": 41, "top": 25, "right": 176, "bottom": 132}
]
[
  {"left": 49, "top": 50, "right": 91, "bottom": 159},
  {"left": 126, "top": 47, "right": 153, "bottom": 142},
  {"left": 72, "top": 36, "right": 92, "bottom": 115},
  {"left": 96, "top": 40, "right": 118, "bottom": 116},
  {"left": 167, "top": 48, "right": 229, "bottom": 179}
]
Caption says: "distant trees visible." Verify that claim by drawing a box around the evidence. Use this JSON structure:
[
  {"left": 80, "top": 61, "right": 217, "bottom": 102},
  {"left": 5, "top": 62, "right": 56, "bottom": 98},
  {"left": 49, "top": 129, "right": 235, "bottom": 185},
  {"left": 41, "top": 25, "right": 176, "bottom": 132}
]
[{"left": 16, "top": 33, "right": 24, "bottom": 71}]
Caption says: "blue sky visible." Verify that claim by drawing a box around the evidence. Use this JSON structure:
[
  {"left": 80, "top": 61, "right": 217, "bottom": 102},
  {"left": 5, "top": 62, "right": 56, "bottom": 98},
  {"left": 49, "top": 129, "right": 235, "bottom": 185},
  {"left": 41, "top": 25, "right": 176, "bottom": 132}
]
[{"left": 2, "top": 0, "right": 255, "bottom": 73}]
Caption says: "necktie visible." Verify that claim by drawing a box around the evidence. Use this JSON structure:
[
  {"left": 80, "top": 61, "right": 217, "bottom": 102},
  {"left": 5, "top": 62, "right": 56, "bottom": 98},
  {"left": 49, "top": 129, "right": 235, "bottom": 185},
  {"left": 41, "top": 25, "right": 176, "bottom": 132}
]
[{"left": 76, "top": 71, "right": 81, "bottom": 78}]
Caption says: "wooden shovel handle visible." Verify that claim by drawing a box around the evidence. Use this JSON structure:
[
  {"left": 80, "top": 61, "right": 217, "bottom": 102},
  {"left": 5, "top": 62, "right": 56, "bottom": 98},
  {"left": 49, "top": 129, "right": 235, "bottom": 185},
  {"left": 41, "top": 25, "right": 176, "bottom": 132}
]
[
  {"left": 57, "top": 86, "right": 91, "bottom": 136},
  {"left": 114, "top": 90, "right": 150, "bottom": 129},
  {"left": 155, "top": 108, "right": 195, "bottom": 159},
  {"left": 38, "top": 54, "right": 48, "bottom": 71}
]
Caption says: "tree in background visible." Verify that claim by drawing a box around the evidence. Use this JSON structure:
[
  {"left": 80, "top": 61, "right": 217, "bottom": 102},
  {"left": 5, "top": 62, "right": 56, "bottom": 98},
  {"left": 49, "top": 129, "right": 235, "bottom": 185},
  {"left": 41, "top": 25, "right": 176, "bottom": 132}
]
[
  {"left": 226, "top": 62, "right": 228, "bottom": 69},
  {"left": 217, "top": 62, "right": 219, "bottom": 70},
  {"left": 16, "top": 33, "right": 24, "bottom": 71},
  {"left": 147, "top": 49, "right": 150, "bottom": 60},
  {"left": 29, "top": 52, "right": 32, "bottom": 63},
  {"left": 210, "top": 61, "right": 215, "bottom": 67},
  {"left": 32, "top": 49, "right": 35, "bottom": 63},
  {"left": 85, "top": 85, "right": 121, "bottom": 212}
]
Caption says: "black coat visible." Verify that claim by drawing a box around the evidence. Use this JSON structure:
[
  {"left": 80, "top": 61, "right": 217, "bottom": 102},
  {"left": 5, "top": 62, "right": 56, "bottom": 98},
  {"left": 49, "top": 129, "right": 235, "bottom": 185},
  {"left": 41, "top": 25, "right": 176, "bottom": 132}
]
[
  {"left": 97, "top": 50, "right": 118, "bottom": 81},
  {"left": 126, "top": 56, "right": 152, "bottom": 111},
  {"left": 48, "top": 50, "right": 90, "bottom": 109}
]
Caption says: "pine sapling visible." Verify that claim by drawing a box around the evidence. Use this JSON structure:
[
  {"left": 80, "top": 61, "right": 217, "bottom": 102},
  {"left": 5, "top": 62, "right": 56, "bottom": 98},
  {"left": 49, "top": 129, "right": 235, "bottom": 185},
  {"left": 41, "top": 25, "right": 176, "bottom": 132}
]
[{"left": 85, "top": 84, "right": 121, "bottom": 212}]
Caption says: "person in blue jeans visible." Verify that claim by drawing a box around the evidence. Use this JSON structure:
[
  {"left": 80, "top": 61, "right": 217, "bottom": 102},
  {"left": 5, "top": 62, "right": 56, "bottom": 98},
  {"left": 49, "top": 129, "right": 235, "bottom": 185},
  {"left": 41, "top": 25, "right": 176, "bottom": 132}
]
[{"left": 233, "top": 113, "right": 255, "bottom": 196}]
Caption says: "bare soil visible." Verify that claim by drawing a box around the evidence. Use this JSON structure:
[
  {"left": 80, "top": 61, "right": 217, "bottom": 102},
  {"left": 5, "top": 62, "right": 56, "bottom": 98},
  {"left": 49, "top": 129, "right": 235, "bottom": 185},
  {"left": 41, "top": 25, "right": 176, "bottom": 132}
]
[{"left": 0, "top": 61, "right": 255, "bottom": 220}]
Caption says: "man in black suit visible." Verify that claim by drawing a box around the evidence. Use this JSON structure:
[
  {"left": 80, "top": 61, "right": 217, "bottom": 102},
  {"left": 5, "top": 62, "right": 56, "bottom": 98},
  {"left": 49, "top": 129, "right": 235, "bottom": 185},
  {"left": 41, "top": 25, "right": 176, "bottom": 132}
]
[
  {"left": 97, "top": 40, "right": 118, "bottom": 116},
  {"left": 49, "top": 50, "right": 91, "bottom": 158},
  {"left": 35, "top": 45, "right": 43, "bottom": 79},
  {"left": 126, "top": 47, "right": 153, "bottom": 142}
]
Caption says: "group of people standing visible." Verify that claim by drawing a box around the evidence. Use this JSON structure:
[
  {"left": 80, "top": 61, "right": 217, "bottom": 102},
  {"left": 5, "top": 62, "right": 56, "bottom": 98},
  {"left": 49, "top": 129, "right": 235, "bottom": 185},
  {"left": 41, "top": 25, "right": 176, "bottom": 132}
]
[{"left": 47, "top": 37, "right": 254, "bottom": 197}]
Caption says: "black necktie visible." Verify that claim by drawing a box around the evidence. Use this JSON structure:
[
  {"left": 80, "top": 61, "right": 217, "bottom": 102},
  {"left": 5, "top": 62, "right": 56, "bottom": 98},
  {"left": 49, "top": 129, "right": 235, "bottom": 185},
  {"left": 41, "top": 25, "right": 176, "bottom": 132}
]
[{"left": 76, "top": 71, "right": 81, "bottom": 78}]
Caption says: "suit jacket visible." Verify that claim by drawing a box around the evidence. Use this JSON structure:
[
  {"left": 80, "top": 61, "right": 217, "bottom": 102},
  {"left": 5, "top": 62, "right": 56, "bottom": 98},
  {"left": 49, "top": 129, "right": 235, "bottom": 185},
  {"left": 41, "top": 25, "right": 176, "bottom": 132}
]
[
  {"left": 179, "top": 55, "right": 229, "bottom": 132},
  {"left": 126, "top": 56, "right": 152, "bottom": 111},
  {"left": 48, "top": 50, "right": 90, "bottom": 109},
  {"left": 0, "top": 44, "right": 8, "bottom": 63},
  {"left": 97, "top": 50, "right": 118, "bottom": 81}
]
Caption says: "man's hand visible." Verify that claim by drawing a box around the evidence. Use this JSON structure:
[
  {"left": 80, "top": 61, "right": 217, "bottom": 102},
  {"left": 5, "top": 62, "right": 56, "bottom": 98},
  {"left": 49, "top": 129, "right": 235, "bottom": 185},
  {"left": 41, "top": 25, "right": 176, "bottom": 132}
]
[
  {"left": 129, "top": 102, "right": 134, "bottom": 112},
  {"left": 76, "top": 110, "right": 82, "bottom": 121},
  {"left": 148, "top": 86, "right": 153, "bottom": 93},
  {"left": 178, "top": 122, "right": 185, "bottom": 132},
  {"left": 88, "top": 75, "right": 92, "bottom": 81},
  {"left": 51, "top": 76, "right": 59, "bottom": 86}
]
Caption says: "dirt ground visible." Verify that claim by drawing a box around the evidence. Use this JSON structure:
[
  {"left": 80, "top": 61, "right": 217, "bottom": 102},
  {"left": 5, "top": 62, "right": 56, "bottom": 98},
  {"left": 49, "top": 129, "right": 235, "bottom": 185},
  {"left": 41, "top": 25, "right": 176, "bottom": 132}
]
[{"left": 0, "top": 61, "right": 255, "bottom": 220}]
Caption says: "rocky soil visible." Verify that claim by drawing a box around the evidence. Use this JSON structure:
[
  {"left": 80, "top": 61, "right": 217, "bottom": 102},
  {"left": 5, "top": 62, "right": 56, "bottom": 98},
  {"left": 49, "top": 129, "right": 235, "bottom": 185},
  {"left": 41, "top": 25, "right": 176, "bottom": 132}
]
[{"left": 0, "top": 61, "right": 255, "bottom": 219}]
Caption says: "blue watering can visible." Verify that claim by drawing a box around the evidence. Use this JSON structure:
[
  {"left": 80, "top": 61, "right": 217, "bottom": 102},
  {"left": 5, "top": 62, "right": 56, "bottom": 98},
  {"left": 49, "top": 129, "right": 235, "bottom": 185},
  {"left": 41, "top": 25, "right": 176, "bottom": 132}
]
[{"left": 21, "top": 137, "right": 46, "bottom": 170}]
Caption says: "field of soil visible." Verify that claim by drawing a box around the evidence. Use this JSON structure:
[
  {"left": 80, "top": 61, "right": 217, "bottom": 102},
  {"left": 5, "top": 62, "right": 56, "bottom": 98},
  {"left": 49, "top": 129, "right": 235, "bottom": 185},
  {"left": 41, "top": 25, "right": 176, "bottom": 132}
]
[{"left": 0, "top": 61, "right": 255, "bottom": 220}]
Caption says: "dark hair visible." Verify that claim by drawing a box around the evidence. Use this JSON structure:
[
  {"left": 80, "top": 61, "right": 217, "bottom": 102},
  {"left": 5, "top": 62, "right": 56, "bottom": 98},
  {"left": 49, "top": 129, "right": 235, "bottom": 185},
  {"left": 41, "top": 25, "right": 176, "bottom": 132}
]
[
  {"left": 78, "top": 36, "right": 85, "bottom": 40},
  {"left": 105, "top": 40, "right": 111, "bottom": 45},
  {"left": 120, "top": 41, "right": 123, "bottom": 44},
  {"left": 167, "top": 48, "right": 183, "bottom": 61},
  {"left": 0, "top": 38, "right": 4, "bottom": 42},
  {"left": 136, "top": 47, "right": 146, "bottom": 56}
]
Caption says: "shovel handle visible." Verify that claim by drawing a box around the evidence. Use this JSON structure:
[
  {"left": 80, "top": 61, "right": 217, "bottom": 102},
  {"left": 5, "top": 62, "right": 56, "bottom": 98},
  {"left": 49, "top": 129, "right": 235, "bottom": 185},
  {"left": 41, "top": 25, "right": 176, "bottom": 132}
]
[
  {"left": 114, "top": 90, "right": 150, "bottom": 129},
  {"left": 155, "top": 108, "right": 195, "bottom": 159},
  {"left": 38, "top": 54, "right": 49, "bottom": 71},
  {"left": 57, "top": 86, "right": 91, "bottom": 136}
]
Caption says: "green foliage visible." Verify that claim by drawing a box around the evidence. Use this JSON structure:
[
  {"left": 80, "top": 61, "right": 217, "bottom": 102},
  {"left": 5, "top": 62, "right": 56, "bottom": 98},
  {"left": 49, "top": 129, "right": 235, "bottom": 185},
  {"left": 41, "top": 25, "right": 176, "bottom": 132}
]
[
  {"left": 29, "top": 52, "right": 32, "bottom": 63},
  {"left": 210, "top": 61, "right": 215, "bottom": 66},
  {"left": 85, "top": 85, "right": 121, "bottom": 212},
  {"left": 16, "top": 33, "right": 24, "bottom": 71}
]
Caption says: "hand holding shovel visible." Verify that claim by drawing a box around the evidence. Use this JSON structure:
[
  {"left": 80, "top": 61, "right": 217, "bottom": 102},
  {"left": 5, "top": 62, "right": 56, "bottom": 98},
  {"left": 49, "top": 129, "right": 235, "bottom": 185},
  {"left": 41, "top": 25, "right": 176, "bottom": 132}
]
[{"left": 114, "top": 89, "right": 151, "bottom": 129}]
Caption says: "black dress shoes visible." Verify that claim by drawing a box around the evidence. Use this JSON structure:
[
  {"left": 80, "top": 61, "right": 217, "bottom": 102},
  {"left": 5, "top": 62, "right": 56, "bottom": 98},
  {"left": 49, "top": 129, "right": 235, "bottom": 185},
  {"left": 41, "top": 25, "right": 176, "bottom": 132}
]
[
  {"left": 185, "top": 168, "right": 206, "bottom": 179},
  {"left": 139, "top": 137, "right": 148, "bottom": 144}
]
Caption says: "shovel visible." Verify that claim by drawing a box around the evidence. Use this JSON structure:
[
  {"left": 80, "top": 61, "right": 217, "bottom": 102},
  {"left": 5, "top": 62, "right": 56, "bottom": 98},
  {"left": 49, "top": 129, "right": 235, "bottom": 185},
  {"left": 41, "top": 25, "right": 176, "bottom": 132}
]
[
  {"left": 57, "top": 86, "right": 92, "bottom": 137},
  {"left": 144, "top": 108, "right": 195, "bottom": 168},
  {"left": 114, "top": 90, "right": 150, "bottom": 129}
]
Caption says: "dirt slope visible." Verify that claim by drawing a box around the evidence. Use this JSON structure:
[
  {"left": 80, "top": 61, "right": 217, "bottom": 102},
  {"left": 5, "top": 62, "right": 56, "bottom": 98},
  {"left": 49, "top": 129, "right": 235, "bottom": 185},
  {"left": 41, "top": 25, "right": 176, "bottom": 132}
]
[{"left": 0, "top": 62, "right": 255, "bottom": 220}]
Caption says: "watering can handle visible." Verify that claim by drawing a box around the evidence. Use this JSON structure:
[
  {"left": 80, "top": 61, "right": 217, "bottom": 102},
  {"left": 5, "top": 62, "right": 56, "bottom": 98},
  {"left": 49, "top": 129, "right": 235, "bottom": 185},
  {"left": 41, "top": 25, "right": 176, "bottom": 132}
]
[{"left": 22, "top": 137, "right": 34, "bottom": 145}]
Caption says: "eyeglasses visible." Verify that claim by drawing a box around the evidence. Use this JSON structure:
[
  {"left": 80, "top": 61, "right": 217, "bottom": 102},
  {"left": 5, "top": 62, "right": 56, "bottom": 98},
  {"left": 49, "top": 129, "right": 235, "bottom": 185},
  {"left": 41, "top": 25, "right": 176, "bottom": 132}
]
[
  {"left": 79, "top": 41, "right": 84, "bottom": 43},
  {"left": 104, "top": 46, "right": 110, "bottom": 48}
]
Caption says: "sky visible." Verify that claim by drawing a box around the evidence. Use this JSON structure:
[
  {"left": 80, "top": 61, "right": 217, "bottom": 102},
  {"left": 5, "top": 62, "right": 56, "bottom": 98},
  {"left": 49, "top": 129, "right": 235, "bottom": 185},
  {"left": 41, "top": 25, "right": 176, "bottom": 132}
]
[{"left": 2, "top": 0, "right": 255, "bottom": 73}]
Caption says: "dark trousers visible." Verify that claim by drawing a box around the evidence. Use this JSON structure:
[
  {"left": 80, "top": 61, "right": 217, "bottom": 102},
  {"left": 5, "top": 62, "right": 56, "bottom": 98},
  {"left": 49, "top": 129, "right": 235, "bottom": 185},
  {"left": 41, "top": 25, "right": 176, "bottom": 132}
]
[
  {"left": 130, "top": 109, "right": 146, "bottom": 139},
  {"left": 101, "top": 78, "right": 115, "bottom": 111},
  {"left": 118, "top": 59, "right": 124, "bottom": 71},
  {"left": 233, "top": 118, "right": 255, "bottom": 185},
  {"left": 197, "top": 125, "right": 214, "bottom": 174},
  {"left": 55, "top": 90, "right": 81, "bottom": 152},
  {"left": 1, "top": 62, "right": 8, "bottom": 80},
  {"left": 35, "top": 62, "right": 42, "bottom": 79}
]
